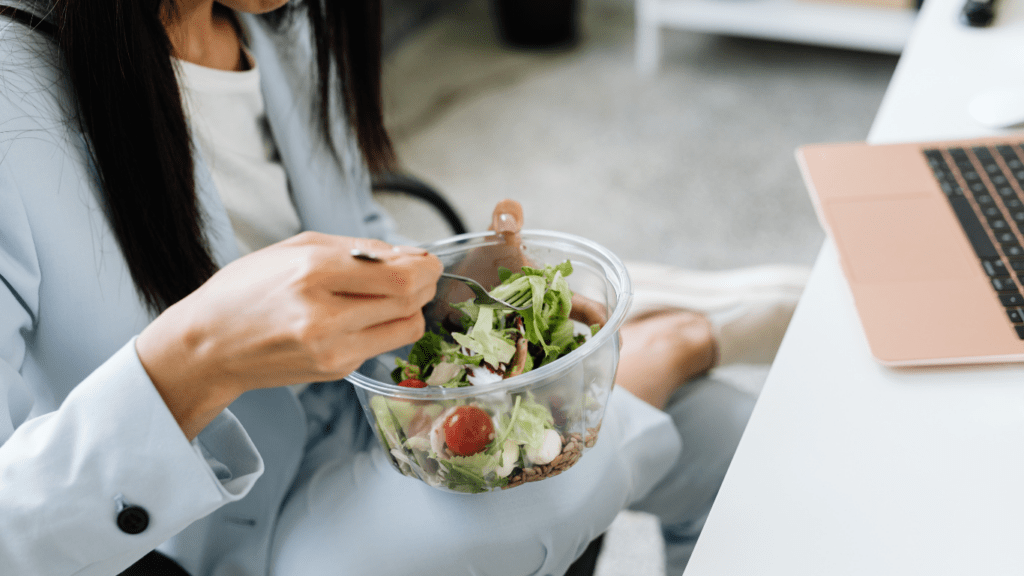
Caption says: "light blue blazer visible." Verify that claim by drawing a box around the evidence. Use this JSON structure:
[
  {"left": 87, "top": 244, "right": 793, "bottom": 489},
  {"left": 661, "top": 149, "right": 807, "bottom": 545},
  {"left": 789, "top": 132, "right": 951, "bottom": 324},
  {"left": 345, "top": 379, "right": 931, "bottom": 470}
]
[
  {"left": 0, "top": 6, "right": 681, "bottom": 576},
  {"left": 0, "top": 8, "right": 404, "bottom": 575}
]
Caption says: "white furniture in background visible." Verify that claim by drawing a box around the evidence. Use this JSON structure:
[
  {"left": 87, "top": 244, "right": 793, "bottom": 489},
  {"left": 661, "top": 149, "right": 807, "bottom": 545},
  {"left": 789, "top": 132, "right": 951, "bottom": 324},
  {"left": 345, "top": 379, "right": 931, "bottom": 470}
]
[
  {"left": 635, "top": 0, "right": 918, "bottom": 74},
  {"left": 683, "top": 0, "right": 1024, "bottom": 574}
]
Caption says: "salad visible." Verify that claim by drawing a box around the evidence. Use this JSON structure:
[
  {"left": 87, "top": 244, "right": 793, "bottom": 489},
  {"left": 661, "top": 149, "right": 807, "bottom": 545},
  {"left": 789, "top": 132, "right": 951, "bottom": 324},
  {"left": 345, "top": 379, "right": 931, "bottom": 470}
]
[{"left": 369, "top": 261, "right": 604, "bottom": 493}]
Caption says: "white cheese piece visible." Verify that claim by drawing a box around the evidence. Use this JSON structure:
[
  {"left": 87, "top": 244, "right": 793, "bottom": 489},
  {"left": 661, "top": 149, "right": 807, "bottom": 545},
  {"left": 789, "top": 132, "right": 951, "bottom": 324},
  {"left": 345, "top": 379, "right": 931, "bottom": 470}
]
[
  {"left": 495, "top": 439, "right": 519, "bottom": 477},
  {"left": 525, "top": 429, "right": 562, "bottom": 465}
]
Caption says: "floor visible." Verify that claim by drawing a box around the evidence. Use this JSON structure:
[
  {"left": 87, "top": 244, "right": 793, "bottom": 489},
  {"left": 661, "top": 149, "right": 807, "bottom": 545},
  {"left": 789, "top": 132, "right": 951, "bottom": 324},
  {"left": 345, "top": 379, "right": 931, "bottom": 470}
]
[{"left": 379, "top": 1, "right": 899, "bottom": 574}]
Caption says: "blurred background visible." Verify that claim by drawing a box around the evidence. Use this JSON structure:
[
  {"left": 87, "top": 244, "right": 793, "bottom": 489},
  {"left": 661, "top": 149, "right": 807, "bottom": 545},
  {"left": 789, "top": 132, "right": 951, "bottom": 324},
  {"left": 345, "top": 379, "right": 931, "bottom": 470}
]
[{"left": 374, "top": 0, "right": 903, "bottom": 573}]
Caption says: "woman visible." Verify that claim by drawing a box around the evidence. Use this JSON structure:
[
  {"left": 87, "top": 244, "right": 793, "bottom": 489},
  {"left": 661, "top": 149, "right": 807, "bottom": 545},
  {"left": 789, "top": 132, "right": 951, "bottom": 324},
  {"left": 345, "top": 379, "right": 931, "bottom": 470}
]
[{"left": 0, "top": 1, "right": 796, "bottom": 574}]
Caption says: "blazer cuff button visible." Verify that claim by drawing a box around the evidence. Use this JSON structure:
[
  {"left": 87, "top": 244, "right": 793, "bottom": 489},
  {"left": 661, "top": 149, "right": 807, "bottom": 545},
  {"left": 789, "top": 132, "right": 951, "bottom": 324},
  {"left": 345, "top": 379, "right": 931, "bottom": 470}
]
[{"left": 117, "top": 505, "right": 150, "bottom": 535}]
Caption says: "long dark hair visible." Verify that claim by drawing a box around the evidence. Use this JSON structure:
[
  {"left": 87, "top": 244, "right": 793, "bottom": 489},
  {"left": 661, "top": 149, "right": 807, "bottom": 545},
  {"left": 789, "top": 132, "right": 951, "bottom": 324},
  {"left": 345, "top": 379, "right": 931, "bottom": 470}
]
[{"left": 0, "top": 1, "right": 395, "bottom": 313}]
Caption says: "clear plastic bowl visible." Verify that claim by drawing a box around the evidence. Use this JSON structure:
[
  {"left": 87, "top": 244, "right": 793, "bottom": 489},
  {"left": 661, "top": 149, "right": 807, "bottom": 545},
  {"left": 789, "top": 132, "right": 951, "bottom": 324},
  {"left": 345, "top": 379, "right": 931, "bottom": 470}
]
[{"left": 347, "top": 230, "right": 631, "bottom": 493}]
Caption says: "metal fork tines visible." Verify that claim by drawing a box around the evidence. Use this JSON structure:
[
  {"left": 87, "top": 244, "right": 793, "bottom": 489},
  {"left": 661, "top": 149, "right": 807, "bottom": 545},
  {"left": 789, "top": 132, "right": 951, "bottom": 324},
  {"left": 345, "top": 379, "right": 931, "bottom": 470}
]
[
  {"left": 350, "top": 248, "right": 533, "bottom": 311},
  {"left": 441, "top": 273, "right": 533, "bottom": 310}
]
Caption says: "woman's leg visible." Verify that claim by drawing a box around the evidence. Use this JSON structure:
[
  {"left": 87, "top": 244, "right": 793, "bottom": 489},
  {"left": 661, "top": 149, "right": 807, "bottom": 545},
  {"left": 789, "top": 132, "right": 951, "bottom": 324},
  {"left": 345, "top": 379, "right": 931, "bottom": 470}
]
[
  {"left": 608, "top": 309, "right": 755, "bottom": 573},
  {"left": 614, "top": 311, "right": 718, "bottom": 410},
  {"left": 630, "top": 373, "right": 757, "bottom": 575},
  {"left": 614, "top": 260, "right": 809, "bottom": 575}
]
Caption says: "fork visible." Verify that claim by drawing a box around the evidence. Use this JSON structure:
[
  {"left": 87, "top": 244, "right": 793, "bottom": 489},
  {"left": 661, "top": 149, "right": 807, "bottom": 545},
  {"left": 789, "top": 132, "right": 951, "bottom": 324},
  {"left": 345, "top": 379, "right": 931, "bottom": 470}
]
[
  {"left": 350, "top": 248, "right": 533, "bottom": 311},
  {"left": 439, "top": 272, "right": 533, "bottom": 310}
]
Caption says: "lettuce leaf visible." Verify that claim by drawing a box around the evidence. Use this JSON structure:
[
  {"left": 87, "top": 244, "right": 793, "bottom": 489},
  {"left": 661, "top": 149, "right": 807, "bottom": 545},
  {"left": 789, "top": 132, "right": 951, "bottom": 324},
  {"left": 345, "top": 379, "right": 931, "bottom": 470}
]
[
  {"left": 492, "top": 262, "right": 579, "bottom": 367},
  {"left": 437, "top": 451, "right": 507, "bottom": 494},
  {"left": 397, "top": 260, "right": 587, "bottom": 387},
  {"left": 451, "top": 305, "right": 517, "bottom": 367},
  {"left": 392, "top": 331, "right": 447, "bottom": 383},
  {"left": 369, "top": 396, "right": 403, "bottom": 451},
  {"left": 494, "top": 393, "right": 555, "bottom": 453}
]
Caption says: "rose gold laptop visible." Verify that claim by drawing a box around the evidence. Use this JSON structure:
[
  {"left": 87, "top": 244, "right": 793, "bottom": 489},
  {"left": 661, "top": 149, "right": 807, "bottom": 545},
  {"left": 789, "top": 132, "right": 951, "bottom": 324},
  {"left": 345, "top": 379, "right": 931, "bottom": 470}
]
[{"left": 797, "top": 136, "right": 1024, "bottom": 366}]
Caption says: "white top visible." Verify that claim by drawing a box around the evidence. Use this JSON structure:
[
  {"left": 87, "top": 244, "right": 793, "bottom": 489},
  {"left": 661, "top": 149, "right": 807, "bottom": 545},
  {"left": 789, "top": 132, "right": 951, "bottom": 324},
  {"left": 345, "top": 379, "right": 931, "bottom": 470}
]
[
  {"left": 175, "top": 53, "right": 301, "bottom": 256},
  {"left": 684, "top": 0, "right": 1024, "bottom": 574}
]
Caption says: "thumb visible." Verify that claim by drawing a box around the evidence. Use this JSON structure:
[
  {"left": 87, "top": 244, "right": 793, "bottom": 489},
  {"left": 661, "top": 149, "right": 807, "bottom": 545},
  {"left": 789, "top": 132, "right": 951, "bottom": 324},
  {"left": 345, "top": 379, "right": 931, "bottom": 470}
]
[{"left": 490, "top": 199, "right": 524, "bottom": 236}]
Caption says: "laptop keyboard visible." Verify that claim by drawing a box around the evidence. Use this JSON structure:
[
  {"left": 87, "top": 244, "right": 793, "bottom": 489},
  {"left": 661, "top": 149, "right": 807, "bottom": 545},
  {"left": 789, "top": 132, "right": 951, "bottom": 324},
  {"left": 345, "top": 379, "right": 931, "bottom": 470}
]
[{"left": 925, "top": 143, "right": 1024, "bottom": 339}]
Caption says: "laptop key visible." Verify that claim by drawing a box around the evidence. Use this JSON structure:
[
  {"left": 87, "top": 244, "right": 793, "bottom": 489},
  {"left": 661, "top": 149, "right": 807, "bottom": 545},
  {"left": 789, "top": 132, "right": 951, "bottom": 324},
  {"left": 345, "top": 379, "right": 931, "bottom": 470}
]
[
  {"left": 1006, "top": 244, "right": 1024, "bottom": 257},
  {"left": 992, "top": 277, "right": 1017, "bottom": 292},
  {"left": 994, "top": 232, "right": 1015, "bottom": 245},
  {"left": 997, "top": 146, "right": 1023, "bottom": 161},
  {"left": 1010, "top": 259, "right": 1024, "bottom": 272},
  {"left": 1015, "top": 324, "right": 1024, "bottom": 340},
  {"left": 1008, "top": 308, "right": 1024, "bottom": 324},
  {"left": 1000, "top": 292, "right": 1024, "bottom": 306},
  {"left": 983, "top": 258, "right": 1009, "bottom": 277},
  {"left": 996, "top": 231, "right": 1017, "bottom": 244},
  {"left": 949, "top": 196, "right": 999, "bottom": 259}
]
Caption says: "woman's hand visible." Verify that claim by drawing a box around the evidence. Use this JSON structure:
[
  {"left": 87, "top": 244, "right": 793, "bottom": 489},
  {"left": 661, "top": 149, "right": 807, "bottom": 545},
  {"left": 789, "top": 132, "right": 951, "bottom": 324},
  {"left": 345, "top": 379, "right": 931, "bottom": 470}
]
[
  {"left": 428, "top": 200, "right": 527, "bottom": 330},
  {"left": 136, "top": 232, "right": 443, "bottom": 440},
  {"left": 435, "top": 200, "right": 608, "bottom": 329},
  {"left": 451, "top": 199, "right": 527, "bottom": 289}
]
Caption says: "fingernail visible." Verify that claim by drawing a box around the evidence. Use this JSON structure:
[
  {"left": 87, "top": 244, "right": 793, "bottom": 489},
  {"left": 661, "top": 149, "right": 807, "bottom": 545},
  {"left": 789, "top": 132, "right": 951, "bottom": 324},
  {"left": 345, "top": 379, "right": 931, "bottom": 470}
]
[
  {"left": 391, "top": 245, "right": 429, "bottom": 256},
  {"left": 494, "top": 213, "right": 518, "bottom": 233}
]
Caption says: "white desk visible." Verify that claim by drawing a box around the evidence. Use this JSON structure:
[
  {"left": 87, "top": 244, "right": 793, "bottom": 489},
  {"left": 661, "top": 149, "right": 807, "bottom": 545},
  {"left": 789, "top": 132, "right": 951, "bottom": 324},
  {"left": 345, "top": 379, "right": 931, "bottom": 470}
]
[
  {"left": 684, "top": 0, "right": 1024, "bottom": 574},
  {"left": 634, "top": 0, "right": 916, "bottom": 74}
]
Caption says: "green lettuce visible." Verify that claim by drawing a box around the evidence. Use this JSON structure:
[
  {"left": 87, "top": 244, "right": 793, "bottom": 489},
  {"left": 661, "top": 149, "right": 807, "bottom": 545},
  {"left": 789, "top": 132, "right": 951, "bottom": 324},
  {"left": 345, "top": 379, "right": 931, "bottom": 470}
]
[
  {"left": 395, "top": 260, "right": 588, "bottom": 386},
  {"left": 494, "top": 393, "right": 555, "bottom": 453},
  {"left": 450, "top": 305, "right": 517, "bottom": 367},
  {"left": 369, "top": 396, "right": 403, "bottom": 451},
  {"left": 437, "top": 451, "right": 507, "bottom": 494},
  {"left": 491, "top": 262, "right": 579, "bottom": 367}
]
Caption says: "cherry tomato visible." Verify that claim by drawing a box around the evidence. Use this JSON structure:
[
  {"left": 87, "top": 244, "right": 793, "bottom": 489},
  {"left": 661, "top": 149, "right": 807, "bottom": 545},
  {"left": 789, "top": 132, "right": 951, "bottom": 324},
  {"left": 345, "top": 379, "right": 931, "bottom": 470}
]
[
  {"left": 443, "top": 405, "right": 495, "bottom": 456},
  {"left": 398, "top": 378, "right": 428, "bottom": 388}
]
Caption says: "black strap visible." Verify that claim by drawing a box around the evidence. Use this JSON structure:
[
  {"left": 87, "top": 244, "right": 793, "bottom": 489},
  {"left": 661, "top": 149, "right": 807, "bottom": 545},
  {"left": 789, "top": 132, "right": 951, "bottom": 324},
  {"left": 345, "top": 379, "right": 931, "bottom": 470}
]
[
  {"left": 0, "top": 5, "right": 57, "bottom": 37},
  {"left": 118, "top": 551, "right": 192, "bottom": 576}
]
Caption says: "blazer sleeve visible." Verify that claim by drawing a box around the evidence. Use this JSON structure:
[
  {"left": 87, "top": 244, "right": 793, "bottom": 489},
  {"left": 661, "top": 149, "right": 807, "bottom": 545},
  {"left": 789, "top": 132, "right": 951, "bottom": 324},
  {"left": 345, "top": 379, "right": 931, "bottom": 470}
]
[{"left": 0, "top": 23, "right": 264, "bottom": 576}]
